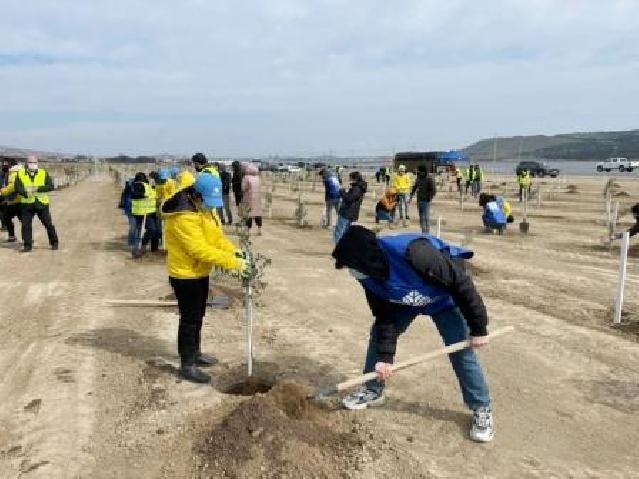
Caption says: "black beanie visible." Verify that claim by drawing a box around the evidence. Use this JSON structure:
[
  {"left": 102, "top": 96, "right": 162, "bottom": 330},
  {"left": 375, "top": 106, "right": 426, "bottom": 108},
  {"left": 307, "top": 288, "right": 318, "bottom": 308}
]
[
  {"left": 192, "top": 152, "right": 207, "bottom": 165},
  {"left": 332, "top": 225, "right": 389, "bottom": 281}
]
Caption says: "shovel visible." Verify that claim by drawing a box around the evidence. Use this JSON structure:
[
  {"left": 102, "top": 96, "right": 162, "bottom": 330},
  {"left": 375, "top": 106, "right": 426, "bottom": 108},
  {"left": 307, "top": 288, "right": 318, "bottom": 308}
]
[{"left": 312, "top": 325, "right": 514, "bottom": 400}]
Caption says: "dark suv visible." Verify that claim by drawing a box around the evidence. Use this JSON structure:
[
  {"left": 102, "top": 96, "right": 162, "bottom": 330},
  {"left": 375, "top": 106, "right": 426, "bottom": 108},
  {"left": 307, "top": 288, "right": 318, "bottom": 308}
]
[{"left": 515, "top": 161, "right": 559, "bottom": 178}]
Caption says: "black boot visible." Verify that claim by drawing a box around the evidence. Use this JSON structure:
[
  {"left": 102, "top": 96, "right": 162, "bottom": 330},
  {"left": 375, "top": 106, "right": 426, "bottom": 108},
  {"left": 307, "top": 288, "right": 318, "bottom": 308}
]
[
  {"left": 180, "top": 363, "right": 211, "bottom": 384},
  {"left": 196, "top": 352, "right": 217, "bottom": 367}
]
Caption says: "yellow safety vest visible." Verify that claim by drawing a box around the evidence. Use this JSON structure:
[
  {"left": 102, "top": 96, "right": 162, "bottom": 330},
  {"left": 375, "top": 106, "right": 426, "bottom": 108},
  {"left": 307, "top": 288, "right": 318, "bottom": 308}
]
[
  {"left": 17, "top": 168, "right": 50, "bottom": 205},
  {"left": 201, "top": 166, "right": 220, "bottom": 178},
  {"left": 518, "top": 172, "right": 531, "bottom": 187},
  {"left": 131, "top": 182, "right": 157, "bottom": 215},
  {"left": 1, "top": 171, "right": 20, "bottom": 205},
  {"left": 455, "top": 168, "right": 462, "bottom": 179}
]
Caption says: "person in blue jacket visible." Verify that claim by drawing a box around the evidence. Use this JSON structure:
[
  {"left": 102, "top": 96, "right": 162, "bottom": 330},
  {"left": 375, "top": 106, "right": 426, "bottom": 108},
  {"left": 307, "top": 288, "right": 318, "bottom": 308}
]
[
  {"left": 322, "top": 168, "right": 342, "bottom": 228},
  {"left": 479, "top": 193, "right": 509, "bottom": 233},
  {"left": 118, "top": 177, "right": 137, "bottom": 250},
  {"left": 332, "top": 225, "right": 494, "bottom": 443}
]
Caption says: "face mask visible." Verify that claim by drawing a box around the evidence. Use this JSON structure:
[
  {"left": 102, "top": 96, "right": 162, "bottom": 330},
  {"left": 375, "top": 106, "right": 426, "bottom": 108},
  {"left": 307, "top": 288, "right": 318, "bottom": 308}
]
[
  {"left": 349, "top": 269, "right": 368, "bottom": 281},
  {"left": 27, "top": 163, "right": 38, "bottom": 172}
]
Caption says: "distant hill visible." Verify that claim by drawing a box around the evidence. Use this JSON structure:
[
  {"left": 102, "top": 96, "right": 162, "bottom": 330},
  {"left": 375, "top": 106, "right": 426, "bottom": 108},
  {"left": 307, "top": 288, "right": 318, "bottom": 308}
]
[{"left": 464, "top": 130, "right": 639, "bottom": 161}]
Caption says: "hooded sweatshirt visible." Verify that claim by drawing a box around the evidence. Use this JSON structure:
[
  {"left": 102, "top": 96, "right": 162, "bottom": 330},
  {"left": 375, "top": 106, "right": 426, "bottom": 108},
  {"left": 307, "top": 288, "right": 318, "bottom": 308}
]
[
  {"left": 410, "top": 170, "right": 436, "bottom": 203},
  {"left": 338, "top": 177, "right": 367, "bottom": 221},
  {"left": 241, "top": 163, "right": 262, "bottom": 217}
]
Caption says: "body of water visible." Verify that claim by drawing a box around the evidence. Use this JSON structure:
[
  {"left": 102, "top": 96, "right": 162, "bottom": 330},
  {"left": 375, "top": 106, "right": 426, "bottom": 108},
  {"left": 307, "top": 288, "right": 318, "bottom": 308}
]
[{"left": 473, "top": 160, "right": 639, "bottom": 177}]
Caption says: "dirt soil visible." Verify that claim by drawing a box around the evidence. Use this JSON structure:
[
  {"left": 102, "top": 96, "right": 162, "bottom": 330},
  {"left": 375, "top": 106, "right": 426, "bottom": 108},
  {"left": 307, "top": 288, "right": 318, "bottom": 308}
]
[{"left": 0, "top": 171, "right": 638, "bottom": 478}]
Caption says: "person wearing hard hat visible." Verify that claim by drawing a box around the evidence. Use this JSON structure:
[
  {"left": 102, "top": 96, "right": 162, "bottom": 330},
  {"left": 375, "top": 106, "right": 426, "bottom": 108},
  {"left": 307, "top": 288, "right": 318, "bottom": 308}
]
[
  {"left": 0, "top": 159, "right": 21, "bottom": 243},
  {"left": 392, "top": 165, "right": 412, "bottom": 223},
  {"left": 13, "top": 155, "right": 58, "bottom": 252},
  {"left": 192, "top": 153, "right": 224, "bottom": 220},
  {"left": 161, "top": 172, "right": 251, "bottom": 384}
]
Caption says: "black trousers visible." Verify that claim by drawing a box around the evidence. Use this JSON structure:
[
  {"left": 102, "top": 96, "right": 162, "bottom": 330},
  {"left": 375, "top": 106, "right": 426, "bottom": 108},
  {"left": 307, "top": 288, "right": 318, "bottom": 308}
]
[
  {"left": 21, "top": 203, "right": 58, "bottom": 248},
  {"left": 246, "top": 216, "right": 263, "bottom": 229},
  {"left": 170, "top": 276, "right": 209, "bottom": 365},
  {"left": 2, "top": 203, "right": 20, "bottom": 238}
]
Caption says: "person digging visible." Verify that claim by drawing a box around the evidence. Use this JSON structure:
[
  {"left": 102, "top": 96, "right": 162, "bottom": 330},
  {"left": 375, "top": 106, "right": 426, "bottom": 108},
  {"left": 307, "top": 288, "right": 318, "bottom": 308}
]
[{"left": 332, "top": 225, "right": 494, "bottom": 442}]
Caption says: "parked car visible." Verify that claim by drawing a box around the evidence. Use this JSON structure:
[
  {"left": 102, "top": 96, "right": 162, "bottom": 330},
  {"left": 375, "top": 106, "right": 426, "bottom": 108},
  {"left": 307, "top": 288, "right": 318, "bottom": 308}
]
[
  {"left": 515, "top": 161, "right": 559, "bottom": 178},
  {"left": 596, "top": 158, "right": 639, "bottom": 173}
]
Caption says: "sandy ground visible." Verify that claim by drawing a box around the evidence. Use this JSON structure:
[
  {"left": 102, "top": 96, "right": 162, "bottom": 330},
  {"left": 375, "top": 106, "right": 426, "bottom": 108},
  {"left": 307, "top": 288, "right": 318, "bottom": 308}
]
[{"left": 0, "top": 170, "right": 638, "bottom": 478}]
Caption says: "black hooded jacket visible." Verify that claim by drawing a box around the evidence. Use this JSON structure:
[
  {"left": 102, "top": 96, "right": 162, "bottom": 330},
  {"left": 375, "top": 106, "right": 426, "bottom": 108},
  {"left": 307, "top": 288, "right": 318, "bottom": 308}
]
[
  {"left": 333, "top": 226, "right": 488, "bottom": 363},
  {"left": 338, "top": 178, "right": 367, "bottom": 221},
  {"left": 410, "top": 171, "right": 436, "bottom": 202}
]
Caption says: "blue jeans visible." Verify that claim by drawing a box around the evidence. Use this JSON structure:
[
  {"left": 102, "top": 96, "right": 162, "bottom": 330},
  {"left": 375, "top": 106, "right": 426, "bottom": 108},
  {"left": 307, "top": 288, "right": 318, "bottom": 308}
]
[
  {"left": 333, "top": 215, "right": 351, "bottom": 243},
  {"left": 127, "top": 214, "right": 137, "bottom": 247},
  {"left": 397, "top": 193, "right": 410, "bottom": 219},
  {"left": 417, "top": 201, "right": 430, "bottom": 233},
  {"left": 363, "top": 306, "right": 491, "bottom": 410},
  {"left": 133, "top": 213, "right": 160, "bottom": 251}
]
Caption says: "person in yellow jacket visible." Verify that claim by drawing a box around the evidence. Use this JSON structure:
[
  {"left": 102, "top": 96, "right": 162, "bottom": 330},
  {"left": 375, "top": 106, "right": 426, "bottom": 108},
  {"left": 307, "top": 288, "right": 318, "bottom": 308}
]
[
  {"left": 161, "top": 171, "right": 250, "bottom": 384},
  {"left": 392, "top": 164, "right": 412, "bottom": 222},
  {"left": 13, "top": 155, "right": 58, "bottom": 252},
  {"left": 0, "top": 161, "right": 22, "bottom": 243}
]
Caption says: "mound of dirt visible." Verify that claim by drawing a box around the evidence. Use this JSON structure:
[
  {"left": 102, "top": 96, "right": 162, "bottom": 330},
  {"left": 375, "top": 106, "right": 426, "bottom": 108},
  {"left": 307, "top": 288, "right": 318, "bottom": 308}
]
[
  {"left": 566, "top": 185, "right": 578, "bottom": 194},
  {"left": 197, "top": 381, "right": 365, "bottom": 478},
  {"left": 614, "top": 191, "right": 630, "bottom": 197}
]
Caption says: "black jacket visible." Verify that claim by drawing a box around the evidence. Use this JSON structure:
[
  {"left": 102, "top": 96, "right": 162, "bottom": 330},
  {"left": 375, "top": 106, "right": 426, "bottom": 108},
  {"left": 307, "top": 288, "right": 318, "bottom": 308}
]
[
  {"left": 366, "top": 238, "right": 488, "bottom": 363},
  {"left": 338, "top": 179, "right": 367, "bottom": 221},
  {"left": 410, "top": 172, "right": 436, "bottom": 203}
]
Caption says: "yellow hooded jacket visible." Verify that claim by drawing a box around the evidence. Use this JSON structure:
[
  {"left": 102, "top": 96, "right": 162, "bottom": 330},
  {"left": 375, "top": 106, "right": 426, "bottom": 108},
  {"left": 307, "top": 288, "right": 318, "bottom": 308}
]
[
  {"left": 392, "top": 173, "right": 412, "bottom": 194},
  {"left": 161, "top": 189, "right": 243, "bottom": 279}
]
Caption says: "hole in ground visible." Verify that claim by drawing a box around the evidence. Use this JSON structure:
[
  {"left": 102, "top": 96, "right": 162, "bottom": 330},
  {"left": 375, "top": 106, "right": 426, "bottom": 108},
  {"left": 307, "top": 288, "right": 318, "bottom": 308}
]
[{"left": 224, "top": 377, "right": 275, "bottom": 396}]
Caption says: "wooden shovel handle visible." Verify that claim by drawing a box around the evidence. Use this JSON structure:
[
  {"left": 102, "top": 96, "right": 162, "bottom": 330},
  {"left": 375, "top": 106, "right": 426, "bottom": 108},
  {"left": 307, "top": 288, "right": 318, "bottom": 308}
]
[{"left": 335, "top": 325, "right": 514, "bottom": 393}]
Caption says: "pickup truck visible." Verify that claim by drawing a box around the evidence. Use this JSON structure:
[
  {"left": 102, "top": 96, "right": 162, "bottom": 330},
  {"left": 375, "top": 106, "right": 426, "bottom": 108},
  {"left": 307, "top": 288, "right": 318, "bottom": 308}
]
[
  {"left": 596, "top": 158, "right": 639, "bottom": 173},
  {"left": 515, "top": 161, "right": 559, "bottom": 178}
]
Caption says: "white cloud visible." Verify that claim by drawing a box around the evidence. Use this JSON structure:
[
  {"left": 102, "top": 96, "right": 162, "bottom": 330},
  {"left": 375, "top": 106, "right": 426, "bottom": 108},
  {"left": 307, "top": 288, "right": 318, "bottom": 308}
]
[{"left": 0, "top": 0, "right": 637, "bottom": 154}]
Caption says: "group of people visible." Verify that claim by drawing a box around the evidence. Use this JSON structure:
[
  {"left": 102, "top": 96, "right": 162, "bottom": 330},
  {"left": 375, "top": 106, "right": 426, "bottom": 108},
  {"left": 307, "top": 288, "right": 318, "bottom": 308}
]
[
  {"left": 0, "top": 155, "right": 59, "bottom": 252},
  {"left": 118, "top": 155, "right": 264, "bottom": 258},
  {"left": 165, "top": 160, "right": 496, "bottom": 444},
  {"left": 373, "top": 165, "right": 437, "bottom": 233},
  {"left": 464, "top": 164, "right": 484, "bottom": 197}
]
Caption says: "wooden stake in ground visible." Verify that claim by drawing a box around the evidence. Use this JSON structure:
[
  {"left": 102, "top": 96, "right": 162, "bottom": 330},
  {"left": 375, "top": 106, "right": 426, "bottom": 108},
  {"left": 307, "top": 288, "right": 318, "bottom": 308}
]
[
  {"left": 614, "top": 231, "right": 630, "bottom": 324},
  {"left": 437, "top": 215, "right": 442, "bottom": 238},
  {"left": 245, "top": 278, "right": 254, "bottom": 376},
  {"left": 519, "top": 188, "right": 530, "bottom": 233}
]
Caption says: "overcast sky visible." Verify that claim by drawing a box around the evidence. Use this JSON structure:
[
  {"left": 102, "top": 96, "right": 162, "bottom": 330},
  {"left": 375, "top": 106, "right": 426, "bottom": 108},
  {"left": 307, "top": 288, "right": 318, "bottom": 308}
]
[{"left": 0, "top": 0, "right": 637, "bottom": 156}]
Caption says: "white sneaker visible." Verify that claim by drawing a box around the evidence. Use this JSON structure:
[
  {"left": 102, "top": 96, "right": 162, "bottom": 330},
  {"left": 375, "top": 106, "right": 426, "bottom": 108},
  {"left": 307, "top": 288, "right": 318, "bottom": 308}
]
[
  {"left": 470, "top": 407, "right": 494, "bottom": 443},
  {"left": 342, "top": 387, "right": 385, "bottom": 410}
]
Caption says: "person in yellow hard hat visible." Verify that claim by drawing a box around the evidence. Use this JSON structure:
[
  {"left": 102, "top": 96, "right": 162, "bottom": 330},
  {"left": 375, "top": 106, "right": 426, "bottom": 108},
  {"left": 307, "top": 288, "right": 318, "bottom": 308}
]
[
  {"left": 161, "top": 171, "right": 251, "bottom": 384},
  {"left": 13, "top": 155, "right": 58, "bottom": 253},
  {"left": 392, "top": 164, "right": 412, "bottom": 222}
]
